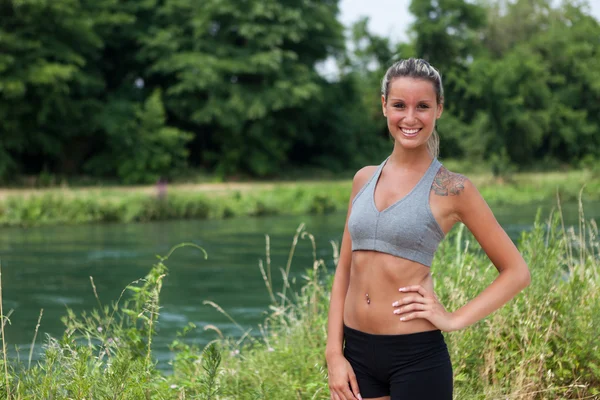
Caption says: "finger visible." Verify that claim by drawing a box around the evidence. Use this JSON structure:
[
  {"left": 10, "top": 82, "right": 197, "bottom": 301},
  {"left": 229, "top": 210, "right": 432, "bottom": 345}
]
[
  {"left": 349, "top": 373, "right": 362, "bottom": 400},
  {"left": 331, "top": 389, "right": 342, "bottom": 400},
  {"left": 392, "top": 295, "right": 428, "bottom": 307},
  {"left": 332, "top": 386, "right": 351, "bottom": 400},
  {"left": 394, "top": 303, "right": 426, "bottom": 315},
  {"left": 399, "top": 285, "right": 429, "bottom": 297},
  {"left": 342, "top": 385, "right": 358, "bottom": 400},
  {"left": 399, "top": 310, "right": 430, "bottom": 322}
]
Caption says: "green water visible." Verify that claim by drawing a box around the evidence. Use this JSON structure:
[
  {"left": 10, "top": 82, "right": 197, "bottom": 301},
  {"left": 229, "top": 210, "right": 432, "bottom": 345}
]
[{"left": 1, "top": 201, "right": 598, "bottom": 367}]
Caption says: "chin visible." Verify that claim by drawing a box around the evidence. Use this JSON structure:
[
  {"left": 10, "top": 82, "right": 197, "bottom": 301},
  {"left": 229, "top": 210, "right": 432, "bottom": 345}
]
[{"left": 392, "top": 137, "right": 428, "bottom": 151}]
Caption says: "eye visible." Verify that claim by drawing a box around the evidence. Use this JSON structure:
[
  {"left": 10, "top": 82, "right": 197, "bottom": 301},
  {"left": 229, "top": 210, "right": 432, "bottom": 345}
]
[
  {"left": 417, "top": 104, "right": 430, "bottom": 109},
  {"left": 393, "top": 103, "right": 405, "bottom": 109}
]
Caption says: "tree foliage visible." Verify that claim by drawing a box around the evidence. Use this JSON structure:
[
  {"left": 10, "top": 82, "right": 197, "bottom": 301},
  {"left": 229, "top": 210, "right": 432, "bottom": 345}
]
[
  {"left": 139, "top": 0, "right": 345, "bottom": 176},
  {"left": 410, "top": 0, "right": 600, "bottom": 167},
  {"left": 0, "top": 0, "right": 107, "bottom": 177},
  {"left": 0, "top": 0, "right": 599, "bottom": 182}
]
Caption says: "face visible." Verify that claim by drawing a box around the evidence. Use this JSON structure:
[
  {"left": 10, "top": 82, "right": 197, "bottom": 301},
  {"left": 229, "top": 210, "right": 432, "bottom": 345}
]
[{"left": 381, "top": 77, "right": 443, "bottom": 153}]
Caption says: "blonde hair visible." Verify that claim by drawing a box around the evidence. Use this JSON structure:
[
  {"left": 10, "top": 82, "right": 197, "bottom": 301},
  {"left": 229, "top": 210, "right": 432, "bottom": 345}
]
[{"left": 381, "top": 58, "right": 444, "bottom": 159}]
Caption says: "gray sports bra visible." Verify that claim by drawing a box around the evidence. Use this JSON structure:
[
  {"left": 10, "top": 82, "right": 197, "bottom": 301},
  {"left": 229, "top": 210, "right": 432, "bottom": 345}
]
[{"left": 348, "top": 157, "right": 445, "bottom": 267}]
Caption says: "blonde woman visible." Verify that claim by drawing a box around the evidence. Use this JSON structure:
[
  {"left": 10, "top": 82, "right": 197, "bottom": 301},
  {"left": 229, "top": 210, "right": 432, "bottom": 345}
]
[{"left": 325, "top": 58, "right": 530, "bottom": 400}]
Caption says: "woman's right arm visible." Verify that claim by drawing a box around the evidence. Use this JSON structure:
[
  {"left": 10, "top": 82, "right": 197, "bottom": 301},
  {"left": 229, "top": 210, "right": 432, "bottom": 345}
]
[{"left": 326, "top": 167, "right": 373, "bottom": 400}]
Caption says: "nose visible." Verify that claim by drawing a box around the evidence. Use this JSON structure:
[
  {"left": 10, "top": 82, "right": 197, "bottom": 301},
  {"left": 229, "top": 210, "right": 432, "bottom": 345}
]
[{"left": 403, "top": 107, "right": 417, "bottom": 124}]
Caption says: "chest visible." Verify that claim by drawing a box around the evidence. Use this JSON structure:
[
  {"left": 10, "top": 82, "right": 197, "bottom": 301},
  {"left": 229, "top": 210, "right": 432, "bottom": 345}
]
[
  {"left": 372, "top": 171, "right": 456, "bottom": 234},
  {"left": 373, "top": 172, "right": 423, "bottom": 212}
]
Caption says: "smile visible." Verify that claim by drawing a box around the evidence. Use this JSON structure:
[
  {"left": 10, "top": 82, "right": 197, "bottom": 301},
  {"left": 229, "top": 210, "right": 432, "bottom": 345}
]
[{"left": 400, "top": 128, "right": 421, "bottom": 136}]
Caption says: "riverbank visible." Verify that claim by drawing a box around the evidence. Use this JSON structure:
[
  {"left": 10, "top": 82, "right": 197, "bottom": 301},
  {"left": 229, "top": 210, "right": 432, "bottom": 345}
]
[
  {"left": 1, "top": 170, "right": 598, "bottom": 227},
  {"left": 2, "top": 211, "right": 598, "bottom": 398}
]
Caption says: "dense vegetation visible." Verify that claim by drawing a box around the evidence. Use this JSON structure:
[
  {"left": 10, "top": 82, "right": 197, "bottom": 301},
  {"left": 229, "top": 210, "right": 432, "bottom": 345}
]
[
  {"left": 1, "top": 169, "right": 599, "bottom": 227},
  {"left": 1, "top": 0, "right": 599, "bottom": 183},
  {"left": 1, "top": 208, "right": 598, "bottom": 398}
]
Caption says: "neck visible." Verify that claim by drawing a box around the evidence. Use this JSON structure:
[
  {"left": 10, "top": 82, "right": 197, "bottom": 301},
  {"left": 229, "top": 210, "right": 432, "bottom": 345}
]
[{"left": 388, "top": 144, "right": 433, "bottom": 169}]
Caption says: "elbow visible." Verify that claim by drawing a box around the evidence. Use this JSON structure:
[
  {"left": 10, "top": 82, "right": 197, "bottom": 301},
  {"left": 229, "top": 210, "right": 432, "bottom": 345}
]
[
  {"left": 519, "top": 263, "right": 531, "bottom": 290},
  {"left": 503, "top": 261, "right": 530, "bottom": 291}
]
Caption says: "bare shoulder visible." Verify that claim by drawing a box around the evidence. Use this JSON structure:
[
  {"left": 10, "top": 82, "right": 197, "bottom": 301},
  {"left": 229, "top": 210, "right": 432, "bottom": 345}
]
[
  {"left": 433, "top": 166, "right": 492, "bottom": 223},
  {"left": 353, "top": 165, "right": 378, "bottom": 184},
  {"left": 351, "top": 165, "right": 378, "bottom": 195},
  {"left": 431, "top": 166, "right": 471, "bottom": 197}
]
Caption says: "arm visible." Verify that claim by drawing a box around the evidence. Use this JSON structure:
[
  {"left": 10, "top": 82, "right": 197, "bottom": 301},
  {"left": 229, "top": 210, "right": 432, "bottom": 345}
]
[
  {"left": 395, "top": 179, "right": 530, "bottom": 331},
  {"left": 449, "top": 179, "right": 531, "bottom": 330},
  {"left": 325, "top": 199, "right": 354, "bottom": 358},
  {"left": 325, "top": 166, "right": 374, "bottom": 356},
  {"left": 326, "top": 167, "right": 374, "bottom": 400}
]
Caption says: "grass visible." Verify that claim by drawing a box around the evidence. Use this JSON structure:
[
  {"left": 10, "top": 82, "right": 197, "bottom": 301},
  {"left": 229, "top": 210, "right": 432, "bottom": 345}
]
[
  {"left": 0, "top": 196, "right": 598, "bottom": 398},
  {"left": 0, "top": 169, "right": 599, "bottom": 227}
]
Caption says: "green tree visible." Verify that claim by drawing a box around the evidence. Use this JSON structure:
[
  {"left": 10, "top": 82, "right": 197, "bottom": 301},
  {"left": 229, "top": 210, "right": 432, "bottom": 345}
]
[
  {"left": 530, "top": 2, "right": 600, "bottom": 161},
  {"left": 0, "top": 0, "right": 110, "bottom": 179},
  {"left": 86, "top": 89, "right": 192, "bottom": 184},
  {"left": 408, "top": 0, "right": 487, "bottom": 159},
  {"left": 140, "top": 0, "right": 345, "bottom": 177},
  {"left": 312, "top": 17, "right": 416, "bottom": 170},
  {"left": 466, "top": 48, "right": 553, "bottom": 164},
  {"left": 409, "top": 0, "right": 487, "bottom": 71},
  {"left": 464, "top": 0, "right": 600, "bottom": 165},
  {"left": 0, "top": 0, "right": 196, "bottom": 183}
]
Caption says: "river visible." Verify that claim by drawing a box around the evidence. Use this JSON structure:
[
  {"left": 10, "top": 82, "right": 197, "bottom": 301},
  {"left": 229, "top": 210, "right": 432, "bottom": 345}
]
[{"left": 0, "top": 200, "right": 598, "bottom": 368}]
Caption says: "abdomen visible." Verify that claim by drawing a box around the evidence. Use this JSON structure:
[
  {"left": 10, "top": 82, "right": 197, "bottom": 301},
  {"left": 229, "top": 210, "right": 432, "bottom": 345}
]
[{"left": 343, "top": 251, "right": 438, "bottom": 334}]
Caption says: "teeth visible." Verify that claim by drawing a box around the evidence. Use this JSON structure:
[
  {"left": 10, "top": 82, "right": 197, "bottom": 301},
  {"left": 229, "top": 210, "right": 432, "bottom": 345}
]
[{"left": 401, "top": 128, "right": 420, "bottom": 134}]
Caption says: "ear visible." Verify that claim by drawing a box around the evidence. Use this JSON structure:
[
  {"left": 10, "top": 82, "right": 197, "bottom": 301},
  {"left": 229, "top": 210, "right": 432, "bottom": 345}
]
[
  {"left": 381, "top": 95, "right": 387, "bottom": 117},
  {"left": 436, "top": 103, "right": 444, "bottom": 119}
]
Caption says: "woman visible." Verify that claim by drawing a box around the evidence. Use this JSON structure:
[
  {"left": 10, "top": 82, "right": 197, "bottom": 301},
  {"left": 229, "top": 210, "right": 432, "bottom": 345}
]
[{"left": 325, "top": 58, "right": 530, "bottom": 400}]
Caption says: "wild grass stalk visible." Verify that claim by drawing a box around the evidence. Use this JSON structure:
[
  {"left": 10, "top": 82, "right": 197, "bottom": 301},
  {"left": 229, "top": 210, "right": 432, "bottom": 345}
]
[
  {"left": 281, "top": 223, "right": 306, "bottom": 308},
  {"left": 0, "top": 261, "right": 9, "bottom": 398},
  {"left": 258, "top": 234, "right": 276, "bottom": 304},
  {"left": 27, "top": 310, "right": 43, "bottom": 370}
]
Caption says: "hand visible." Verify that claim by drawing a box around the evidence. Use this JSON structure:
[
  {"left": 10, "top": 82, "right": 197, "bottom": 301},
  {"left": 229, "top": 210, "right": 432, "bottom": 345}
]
[
  {"left": 326, "top": 353, "right": 362, "bottom": 400},
  {"left": 392, "top": 285, "right": 459, "bottom": 332}
]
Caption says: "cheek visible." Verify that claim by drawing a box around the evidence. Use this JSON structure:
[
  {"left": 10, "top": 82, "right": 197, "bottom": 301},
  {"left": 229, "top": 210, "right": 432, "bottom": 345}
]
[
  {"left": 388, "top": 116, "right": 402, "bottom": 127},
  {"left": 424, "top": 111, "right": 438, "bottom": 123},
  {"left": 386, "top": 110, "right": 402, "bottom": 122}
]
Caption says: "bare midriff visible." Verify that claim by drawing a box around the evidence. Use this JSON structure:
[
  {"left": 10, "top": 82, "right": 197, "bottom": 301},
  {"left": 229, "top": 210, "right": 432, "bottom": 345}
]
[{"left": 343, "top": 250, "right": 438, "bottom": 334}]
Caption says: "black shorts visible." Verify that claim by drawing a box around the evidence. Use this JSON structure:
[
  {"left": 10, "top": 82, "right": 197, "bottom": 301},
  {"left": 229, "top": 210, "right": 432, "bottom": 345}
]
[{"left": 343, "top": 325, "right": 453, "bottom": 399}]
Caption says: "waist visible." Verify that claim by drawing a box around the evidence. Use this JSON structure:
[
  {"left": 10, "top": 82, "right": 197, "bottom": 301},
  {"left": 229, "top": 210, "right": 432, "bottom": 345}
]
[
  {"left": 343, "top": 301, "right": 438, "bottom": 335},
  {"left": 344, "top": 255, "right": 436, "bottom": 334}
]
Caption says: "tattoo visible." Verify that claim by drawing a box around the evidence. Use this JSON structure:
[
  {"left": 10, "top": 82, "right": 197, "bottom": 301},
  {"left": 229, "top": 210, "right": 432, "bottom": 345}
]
[{"left": 432, "top": 167, "right": 466, "bottom": 196}]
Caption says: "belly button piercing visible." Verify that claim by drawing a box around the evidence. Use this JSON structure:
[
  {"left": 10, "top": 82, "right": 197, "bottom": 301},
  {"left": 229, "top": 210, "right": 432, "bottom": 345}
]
[{"left": 365, "top": 293, "right": 370, "bottom": 304}]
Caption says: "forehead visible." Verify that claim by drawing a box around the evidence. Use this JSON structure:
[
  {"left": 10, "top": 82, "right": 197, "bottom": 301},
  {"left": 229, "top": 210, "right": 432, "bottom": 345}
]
[{"left": 387, "top": 77, "right": 437, "bottom": 100}]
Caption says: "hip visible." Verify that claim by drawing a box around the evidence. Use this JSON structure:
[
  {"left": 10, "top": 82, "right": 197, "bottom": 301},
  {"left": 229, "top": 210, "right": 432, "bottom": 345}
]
[{"left": 343, "top": 324, "right": 451, "bottom": 371}]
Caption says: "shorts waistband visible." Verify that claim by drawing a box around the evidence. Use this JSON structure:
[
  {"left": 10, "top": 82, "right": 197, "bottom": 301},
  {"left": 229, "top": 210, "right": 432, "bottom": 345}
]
[{"left": 343, "top": 324, "right": 443, "bottom": 345}]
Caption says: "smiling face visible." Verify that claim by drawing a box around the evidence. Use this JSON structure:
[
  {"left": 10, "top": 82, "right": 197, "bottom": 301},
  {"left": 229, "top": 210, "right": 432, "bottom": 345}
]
[{"left": 382, "top": 77, "right": 443, "bottom": 154}]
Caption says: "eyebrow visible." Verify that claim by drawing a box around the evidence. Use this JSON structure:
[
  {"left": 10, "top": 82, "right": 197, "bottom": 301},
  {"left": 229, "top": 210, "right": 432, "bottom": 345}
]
[{"left": 388, "top": 98, "right": 434, "bottom": 102}]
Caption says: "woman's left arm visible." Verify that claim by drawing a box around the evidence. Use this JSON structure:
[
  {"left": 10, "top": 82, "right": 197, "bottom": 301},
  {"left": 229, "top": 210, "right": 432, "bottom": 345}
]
[{"left": 395, "top": 179, "right": 531, "bottom": 331}]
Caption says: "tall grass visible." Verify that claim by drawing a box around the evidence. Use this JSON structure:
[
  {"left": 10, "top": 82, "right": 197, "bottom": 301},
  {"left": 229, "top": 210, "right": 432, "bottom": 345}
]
[
  {"left": 0, "top": 202, "right": 598, "bottom": 398},
  {"left": 193, "top": 204, "right": 600, "bottom": 399}
]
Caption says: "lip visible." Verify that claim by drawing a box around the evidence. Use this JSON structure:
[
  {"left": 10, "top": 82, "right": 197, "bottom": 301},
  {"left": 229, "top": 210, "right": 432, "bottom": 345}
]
[{"left": 400, "top": 127, "right": 422, "bottom": 137}]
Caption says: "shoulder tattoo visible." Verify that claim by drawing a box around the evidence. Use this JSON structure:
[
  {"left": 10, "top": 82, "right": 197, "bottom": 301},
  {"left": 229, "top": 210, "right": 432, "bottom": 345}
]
[{"left": 432, "top": 167, "right": 466, "bottom": 196}]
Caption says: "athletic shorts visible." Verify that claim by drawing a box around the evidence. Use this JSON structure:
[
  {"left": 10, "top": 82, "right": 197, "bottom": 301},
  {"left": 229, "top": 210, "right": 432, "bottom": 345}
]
[{"left": 343, "top": 324, "right": 453, "bottom": 399}]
